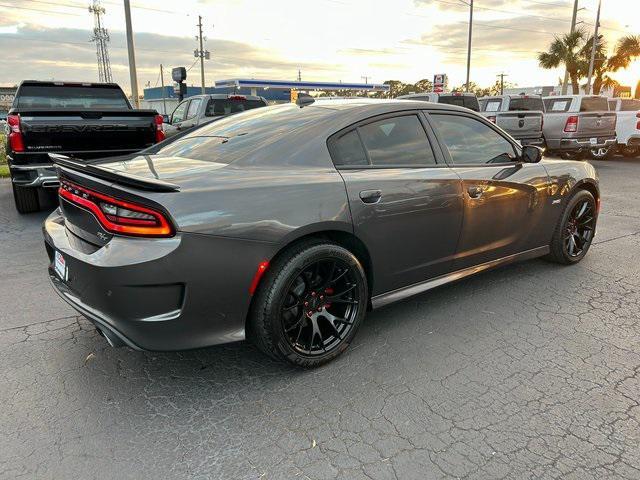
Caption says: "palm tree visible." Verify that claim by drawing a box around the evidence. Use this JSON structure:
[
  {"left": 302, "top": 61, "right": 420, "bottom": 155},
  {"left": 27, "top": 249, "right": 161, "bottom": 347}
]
[
  {"left": 582, "top": 35, "right": 640, "bottom": 95},
  {"left": 538, "top": 30, "right": 585, "bottom": 94}
]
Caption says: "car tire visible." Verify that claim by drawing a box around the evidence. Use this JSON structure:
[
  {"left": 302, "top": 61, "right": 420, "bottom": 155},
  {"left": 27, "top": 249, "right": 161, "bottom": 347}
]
[
  {"left": 559, "top": 151, "right": 584, "bottom": 161},
  {"left": 546, "top": 189, "right": 597, "bottom": 265},
  {"left": 12, "top": 183, "right": 40, "bottom": 214},
  {"left": 621, "top": 145, "right": 638, "bottom": 158},
  {"left": 248, "top": 240, "right": 368, "bottom": 368}
]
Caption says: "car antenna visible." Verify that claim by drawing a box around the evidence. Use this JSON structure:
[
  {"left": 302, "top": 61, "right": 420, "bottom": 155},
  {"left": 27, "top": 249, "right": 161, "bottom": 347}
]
[{"left": 296, "top": 93, "right": 315, "bottom": 108}]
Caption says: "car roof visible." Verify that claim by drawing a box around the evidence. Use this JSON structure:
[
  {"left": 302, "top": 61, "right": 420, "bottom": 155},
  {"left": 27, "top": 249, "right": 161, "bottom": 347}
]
[
  {"left": 307, "top": 98, "right": 475, "bottom": 113},
  {"left": 187, "top": 94, "right": 266, "bottom": 101}
]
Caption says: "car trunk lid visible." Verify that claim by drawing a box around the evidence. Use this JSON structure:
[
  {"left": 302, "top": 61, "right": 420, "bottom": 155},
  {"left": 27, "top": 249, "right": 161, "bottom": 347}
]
[{"left": 496, "top": 112, "right": 543, "bottom": 138}]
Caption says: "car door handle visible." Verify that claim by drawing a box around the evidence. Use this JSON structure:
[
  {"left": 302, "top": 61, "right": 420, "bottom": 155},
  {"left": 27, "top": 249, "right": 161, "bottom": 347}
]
[
  {"left": 467, "top": 186, "right": 484, "bottom": 199},
  {"left": 359, "top": 190, "right": 382, "bottom": 204}
]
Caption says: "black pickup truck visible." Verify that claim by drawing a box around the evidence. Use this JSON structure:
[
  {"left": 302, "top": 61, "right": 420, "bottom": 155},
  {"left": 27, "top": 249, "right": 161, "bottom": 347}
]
[{"left": 5, "top": 81, "right": 164, "bottom": 213}]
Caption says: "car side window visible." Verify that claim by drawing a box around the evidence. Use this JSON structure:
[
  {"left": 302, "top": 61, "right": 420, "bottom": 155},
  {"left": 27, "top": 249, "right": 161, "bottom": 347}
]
[
  {"left": 332, "top": 130, "right": 368, "bottom": 166},
  {"left": 358, "top": 115, "right": 436, "bottom": 167},
  {"left": 431, "top": 114, "right": 517, "bottom": 165},
  {"left": 186, "top": 98, "right": 202, "bottom": 119},
  {"left": 172, "top": 101, "right": 189, "bottom": 124}
]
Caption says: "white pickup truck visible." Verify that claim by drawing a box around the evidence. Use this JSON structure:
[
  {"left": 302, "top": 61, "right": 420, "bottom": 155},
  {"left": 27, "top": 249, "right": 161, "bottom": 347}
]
[{"left": 608, "top": 97, "right": 640, "bottom": 157}]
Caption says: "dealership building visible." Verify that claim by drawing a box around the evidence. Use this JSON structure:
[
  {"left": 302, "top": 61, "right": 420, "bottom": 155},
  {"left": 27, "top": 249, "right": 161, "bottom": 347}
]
[{"left": 142, "top": 78, "right": 390, "bottom": 114}]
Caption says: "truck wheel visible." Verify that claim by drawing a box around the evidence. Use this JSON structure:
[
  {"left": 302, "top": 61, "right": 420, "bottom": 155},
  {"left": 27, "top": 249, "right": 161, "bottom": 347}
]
[
  {"left": 560, "top": 151, "right": 583, "bottom": 161},
  {"left": 12, "top": 183, "right": 41, "bottom": 214},
  {"left": 621, "top": 146, "right": 638, "bottom": 158}
]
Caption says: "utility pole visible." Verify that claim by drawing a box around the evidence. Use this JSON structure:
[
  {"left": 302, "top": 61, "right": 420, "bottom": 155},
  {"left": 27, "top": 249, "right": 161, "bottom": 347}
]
[
  {"left": 160, "top": 64, "right": 166, "bottom": 115},
  {"left": 361, "top": 75, "right": 370, "bottom": 84},
  {"left": 497, "top": 73, "right": 508, "bottom": 95},
  {"left": 297, "top": 69, "right": 302, "bottom": 82},
  {"left": 465, "top": 0, "right": 474, "bottom": 92},
  {"left": 197, "top": 16, "right": 206, "bottom": 94},
  {"left": 123, "top": 0, "right": 139, "bottom": 107},
  {"left": 586, "top": 0, "right": 602, "bottom": 95},
  {"left": 562, "top": 0, "right": 579, "bottom": 95}
]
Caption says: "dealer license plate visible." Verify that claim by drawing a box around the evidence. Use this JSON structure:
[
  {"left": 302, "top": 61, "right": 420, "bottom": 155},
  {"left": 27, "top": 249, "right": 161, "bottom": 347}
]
[
  {"left": 54, "top": 251, "right": 67, "bottom": 280},
  {"left": 590, "top": 137, "right": 598, "bottom": 146}
]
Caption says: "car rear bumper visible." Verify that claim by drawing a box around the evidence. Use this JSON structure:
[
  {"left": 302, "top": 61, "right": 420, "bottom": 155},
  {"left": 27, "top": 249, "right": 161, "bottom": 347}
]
[
  {"left": 546, "top": 136, "right": 616, "bottom": 151},
  {"left": 43, "top": 209, "right": 275, "bottom": 351}
]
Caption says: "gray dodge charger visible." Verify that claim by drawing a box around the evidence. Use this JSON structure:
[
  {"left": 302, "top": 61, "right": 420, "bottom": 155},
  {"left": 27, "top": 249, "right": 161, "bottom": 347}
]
[{"left": 44, "top": 99, "right": 599, "bottom": 367}]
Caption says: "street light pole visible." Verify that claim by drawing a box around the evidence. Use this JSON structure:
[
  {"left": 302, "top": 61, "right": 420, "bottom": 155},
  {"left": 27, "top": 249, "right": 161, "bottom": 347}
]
[
  {"left": 562, "top": 0, "right": 579, "bottom": 95},
  {"left": 586, "top": 0, "right": 602, "bottom": 95},
  {"left": 123, "top": 0, "right": 139, "bottom": 107},
  {"left": 465, "top": 0, "right": 473, "bottom": 92}
]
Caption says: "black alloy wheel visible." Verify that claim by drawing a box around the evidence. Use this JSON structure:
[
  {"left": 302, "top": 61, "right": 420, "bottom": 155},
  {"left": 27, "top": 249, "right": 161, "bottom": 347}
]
[
  {"left": 280, "top": 258, "right": 360, "bottom": 357},
  {"left": 249, "top": 241, "right": 368, "bottom": 367},
  {"left": 563, "top": 198, "right": 596, "bottom": 258},
  {"left": 547, "top": 190, "right": 597, "bottom": 264}
]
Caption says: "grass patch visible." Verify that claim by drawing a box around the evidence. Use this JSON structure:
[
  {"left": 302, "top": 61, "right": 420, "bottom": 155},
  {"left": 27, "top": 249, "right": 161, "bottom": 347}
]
[{"left": 0, "top": 133, "right": 7, "bottom": 178}]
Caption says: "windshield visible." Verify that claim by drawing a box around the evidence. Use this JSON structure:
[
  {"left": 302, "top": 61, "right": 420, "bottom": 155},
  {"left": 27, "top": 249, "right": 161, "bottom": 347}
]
[
  {"left": 16, "top": 85, "right": 130, "bottom": 109},
  {"left": 146, "top": 104, "right": 334, "bottom": 164},
  {"left": 580, "top": 97, "right": 609, "bottom": 112},
  {"left": 205, "top": 98, "right": 266, "bottom": 117},
  {"left": 509, "top": 97, "right": 543, "bottom": 111},
  {"left": 620, "top": 99, "right": 640, "bottom": 111},
  {"left": 438, "top": 95, "right": 480, "bottom": 112}
]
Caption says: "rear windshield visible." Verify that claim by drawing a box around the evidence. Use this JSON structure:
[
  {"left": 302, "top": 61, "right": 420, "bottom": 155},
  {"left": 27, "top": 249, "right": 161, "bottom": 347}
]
[
  {"left": 438, "top": 95, "right": 480, "bottom": 112},
  {"left": 205, "top": 98, "right": 266, "bottom": 117},
  {"left": 16, "top": 85, "right": 129, "bottom": 109},
  {"left": 481, "top": 99, "right": 502, "bottom": 112},
  {"left": 620, "top": 99, "right": 640, "bottom": 111},
  {"left": 544, "top": 98, "right": 572, "bottom": 112},
  {"left": 508, "top": 97, "right": 543, "bottom": 111},
  {"left": 580, "top": 97, "right": 609, "bottom": 112},
  {"left": 149, "top": 104, "right": 333, "bottom": 164}
]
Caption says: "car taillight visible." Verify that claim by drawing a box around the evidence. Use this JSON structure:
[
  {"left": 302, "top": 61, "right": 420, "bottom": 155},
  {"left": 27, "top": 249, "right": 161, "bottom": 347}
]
[
  {"left": 154, "top": 114, "right": 165, "bottom": 143},
  {"left": 228, "top": 95, "right": 246, "bottom": 101},
  {"left": 636, "top": 112, "right": 640, "bottom": 130},
  {"left": 487, "top": 116, "right": 496, "bottom": 124},
  {"left": 58, "top": 178, "right": 174, "bottom": 237},
  {"left": 7, "top": 114, "right": 25, "bottom": 152},
  {"left": 564, "top": 115, "right": 579, "bottom": 132}
]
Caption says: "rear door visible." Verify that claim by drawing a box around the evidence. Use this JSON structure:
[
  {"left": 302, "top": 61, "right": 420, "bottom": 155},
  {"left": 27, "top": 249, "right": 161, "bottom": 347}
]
[
  {"left": 428, "top": 111, "right": 550, "bottom": 269},
  {"left": 329, "top": 111, "right": 464, "bottom": 295}
]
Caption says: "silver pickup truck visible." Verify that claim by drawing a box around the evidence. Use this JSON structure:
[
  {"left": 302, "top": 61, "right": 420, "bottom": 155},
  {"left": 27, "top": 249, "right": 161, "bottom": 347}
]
[
  {"left": 163, "top": 93, "right": 268, "bottom": 138},
  {"left": 542, "top": 95, "right": 617, "bottom": 160},
  {"left": 478, "top": 94, "right": 545, "bottom": 147},
  {"left": 397, "top": 92, "right": 480, "bottom": 112}
]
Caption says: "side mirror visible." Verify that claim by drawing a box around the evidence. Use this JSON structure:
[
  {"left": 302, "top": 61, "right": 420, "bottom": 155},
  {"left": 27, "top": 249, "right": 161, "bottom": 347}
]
[
  {"left": 522, "top": 145, "right": 543, "bottom": 163},
  {"left": 162, "top": 114, "right": 170, "bottom": 124}
]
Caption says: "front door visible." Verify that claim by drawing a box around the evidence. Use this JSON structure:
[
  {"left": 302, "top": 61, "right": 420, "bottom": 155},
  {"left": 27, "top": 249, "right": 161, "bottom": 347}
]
[
  {"left": 329, "top": 112, "right": 464, "bottom": 295},
  {"left": 428, "top": 112, "right": 550, "bottom": 270}
]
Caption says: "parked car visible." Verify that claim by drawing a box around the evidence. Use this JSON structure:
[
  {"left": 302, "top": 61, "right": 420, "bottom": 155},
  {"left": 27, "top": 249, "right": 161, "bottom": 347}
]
[
  {"left": 163, "top": 93, "right": 268, "bottom": 138},
  {"left": 542, "top": 95, "right": 616, "bottom": 160},
  {"left": 44, "top": 99, "right": 599, "bottom": 367},
  {"left": 607, "top": 97, "right": 640, "bottom": 157},
  {"left": 6, "top": 80, "right": 164, "bottom": 214},
  {"left": 478, "top": 94, "right": 545, "bottom": 148},
  {"left": 397, "top": 92, "right": 480, "bottom": 111}
]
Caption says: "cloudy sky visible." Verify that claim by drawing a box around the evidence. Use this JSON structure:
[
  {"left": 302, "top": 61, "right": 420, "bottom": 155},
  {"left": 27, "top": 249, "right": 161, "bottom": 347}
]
[{"left": 0, "top": 0, "right": 638, "bottom": 93}]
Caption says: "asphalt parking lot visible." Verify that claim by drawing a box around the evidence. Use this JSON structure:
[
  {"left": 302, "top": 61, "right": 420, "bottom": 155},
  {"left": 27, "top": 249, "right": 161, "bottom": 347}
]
[{"left": 1, "top": 156, "right": 639, "bottom": 480}]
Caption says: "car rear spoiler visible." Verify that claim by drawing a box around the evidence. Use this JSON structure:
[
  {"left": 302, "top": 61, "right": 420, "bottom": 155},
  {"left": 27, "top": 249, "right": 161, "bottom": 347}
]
[{"left": 49, "top": 154, "right": 180, "bottom": 192}]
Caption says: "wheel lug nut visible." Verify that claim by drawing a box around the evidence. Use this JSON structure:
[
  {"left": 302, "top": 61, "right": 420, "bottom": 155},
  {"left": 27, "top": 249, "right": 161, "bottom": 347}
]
[
  {"left": 317, "top": 307, "right": 322, "bottom": 312},
  {"left": 304, "top": 301, "right": 308, "bottom": 306},
  {"left": 311, "top": 292, "right": 316, "bottom": 296}
]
